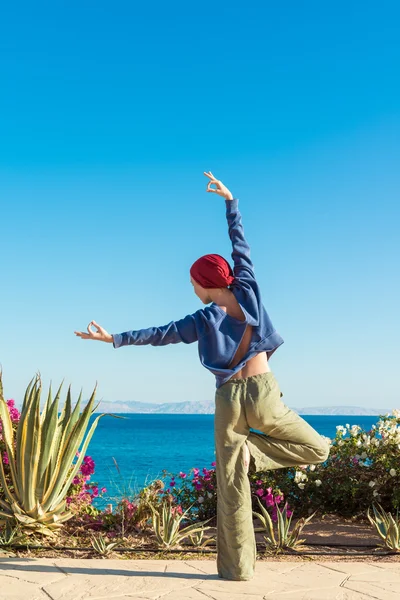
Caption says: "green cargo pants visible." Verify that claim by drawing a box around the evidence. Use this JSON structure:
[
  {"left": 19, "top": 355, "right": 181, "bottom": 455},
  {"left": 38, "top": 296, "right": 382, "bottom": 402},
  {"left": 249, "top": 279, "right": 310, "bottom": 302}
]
[{"left": 214, "top": 371, "right": 330, "bottom": 581}]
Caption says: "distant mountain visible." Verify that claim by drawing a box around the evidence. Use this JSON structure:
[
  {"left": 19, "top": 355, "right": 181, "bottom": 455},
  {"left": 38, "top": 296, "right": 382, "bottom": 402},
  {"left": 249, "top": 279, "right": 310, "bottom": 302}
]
[
  {"left": 89, "top": 400, "right": 215, "bottom": 414},
  {"left": 295, "top": 406, "right": 392, "bottom": 416},
  {"left": 84, "top": 400, "right": 393, "bottom": 416}
]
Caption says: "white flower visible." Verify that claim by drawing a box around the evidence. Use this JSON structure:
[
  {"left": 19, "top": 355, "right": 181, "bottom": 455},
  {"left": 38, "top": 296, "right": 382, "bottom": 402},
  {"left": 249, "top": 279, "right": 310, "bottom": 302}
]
[
  {"left": 351, "top": 425, "right": 361, "bottom": 437},
  {"left": 298, "top": 483, "right": 306, "bottom": 490},
  {"left": 309, "top": 464, "right": 316, "bottom": 472},
  {"left": 392, "top": 409, "right": 400, "bottom": 419},
  {"left": 198, "top": 496, "right": 204, "bottom": 503},
  {"left": 338, "top": 440, "right": 345, "bottom": 446},
  {"left": 356, "top": 440, "right": 362, "bottom": 447},
  {"left": 315, "top": 479, "right": 322, "bottom": 487},
  {"left": 390, "top": 469, "right": 396, "bottom": 477},
  {"left": 373, "top": 490, "right": 379, "bottom": 497},
  {"left": 345, "top": 423, "right": 350, "bottom": 429},
  {"left": 294, "top": 471, "right": 308, "bottom": 483},
  {"left": 369, "top": 481, "right": 376, "bottom": 487},
  {"left": 336, "top": 426, "right": 347, "bottom": 436}
]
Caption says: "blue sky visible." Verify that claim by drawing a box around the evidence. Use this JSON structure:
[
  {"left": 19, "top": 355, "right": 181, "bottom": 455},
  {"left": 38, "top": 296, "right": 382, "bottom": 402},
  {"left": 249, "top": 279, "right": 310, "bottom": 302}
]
[{"left": 1, "top": 1, "right": 399, "bottom": 409}]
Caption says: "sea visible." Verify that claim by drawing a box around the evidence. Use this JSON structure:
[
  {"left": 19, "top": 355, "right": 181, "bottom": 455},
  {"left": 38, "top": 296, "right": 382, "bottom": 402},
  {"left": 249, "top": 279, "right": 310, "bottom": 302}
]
[{"left": 85, "top": 414, "right": 380, "bottom": 509}]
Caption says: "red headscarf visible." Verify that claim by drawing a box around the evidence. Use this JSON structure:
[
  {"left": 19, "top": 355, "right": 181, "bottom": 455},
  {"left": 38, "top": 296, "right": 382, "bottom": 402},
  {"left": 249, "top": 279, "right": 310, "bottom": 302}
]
[{"left": 190, "top": 254, "right": 235, "bottom": 289}]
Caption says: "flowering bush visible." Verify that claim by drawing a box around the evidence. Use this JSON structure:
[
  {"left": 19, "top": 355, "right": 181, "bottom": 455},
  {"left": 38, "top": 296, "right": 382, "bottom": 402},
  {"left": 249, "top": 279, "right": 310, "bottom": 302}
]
[
  {"left": 160, "top": 462, "right": 292, "bottom": 524},
  {"left": 0, "top": 399, "right": 20, "bottom": 494},
  {"left": 65, "top": 454, "right": 107, "bottom": 515},
  {"left": 255, "top": 410, "right": 400, "bottom": 518}
]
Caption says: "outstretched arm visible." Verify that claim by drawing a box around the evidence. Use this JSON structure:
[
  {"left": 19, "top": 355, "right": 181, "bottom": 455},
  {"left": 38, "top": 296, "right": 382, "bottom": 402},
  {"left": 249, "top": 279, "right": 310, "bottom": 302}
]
[
  {"left": 204, "top": 171, "right": 255, "bottom": 279},
  {"left": 74, "top": 313, "right": 200, "bottom": 347}
]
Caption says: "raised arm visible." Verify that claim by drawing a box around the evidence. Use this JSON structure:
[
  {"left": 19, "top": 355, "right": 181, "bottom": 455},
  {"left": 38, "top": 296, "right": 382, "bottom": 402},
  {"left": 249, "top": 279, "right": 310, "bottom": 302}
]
[
  {"left": 74, "top": 312, "right": 202, "bottom": 347},
  {"left": 204, "top": 171, "right": 255, "bottom": 279}
]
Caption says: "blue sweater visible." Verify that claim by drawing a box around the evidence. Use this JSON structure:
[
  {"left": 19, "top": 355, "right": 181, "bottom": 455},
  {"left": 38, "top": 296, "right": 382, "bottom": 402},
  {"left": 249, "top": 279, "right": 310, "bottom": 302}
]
[{"left": 112, "top": 198, "right": 284, "bottom": 388}]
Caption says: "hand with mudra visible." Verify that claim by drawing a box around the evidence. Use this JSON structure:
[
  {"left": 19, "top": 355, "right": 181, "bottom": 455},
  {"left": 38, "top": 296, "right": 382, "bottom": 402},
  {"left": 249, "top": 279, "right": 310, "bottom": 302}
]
[
  {"left": 74, "top": 320, "right": 113, "bottom": 343},
  {"left": 204, "top": 171, "right": 233, "bottom": 200}
]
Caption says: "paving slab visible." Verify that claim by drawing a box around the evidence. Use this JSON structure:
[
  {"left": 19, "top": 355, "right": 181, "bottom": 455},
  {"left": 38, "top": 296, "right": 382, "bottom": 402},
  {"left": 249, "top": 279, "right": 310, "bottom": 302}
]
[{"left": 0, "top": 558, "right": 400, "bottom": 600}]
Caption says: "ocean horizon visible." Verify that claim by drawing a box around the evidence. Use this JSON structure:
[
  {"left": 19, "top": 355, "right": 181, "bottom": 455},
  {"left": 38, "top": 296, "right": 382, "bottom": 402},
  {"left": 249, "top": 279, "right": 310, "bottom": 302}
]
[{"left": 87, "top": 413, "right": 381, "bottom": 509}]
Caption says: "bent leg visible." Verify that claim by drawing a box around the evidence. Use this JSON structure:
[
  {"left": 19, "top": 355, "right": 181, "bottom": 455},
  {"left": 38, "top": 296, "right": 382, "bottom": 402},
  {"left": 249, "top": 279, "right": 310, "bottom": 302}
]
[
  {"left": 244, "top": 373, "right": 330, "bottom": 472},
  {"left": 214, "top": 382, "right": 255, "bottom": 581}
]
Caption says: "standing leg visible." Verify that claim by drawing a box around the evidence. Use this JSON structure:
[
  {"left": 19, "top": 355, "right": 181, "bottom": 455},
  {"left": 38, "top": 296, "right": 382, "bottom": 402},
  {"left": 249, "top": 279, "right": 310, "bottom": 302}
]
[
  {"left": 244, "top": 373, "right": 330, "bottom": 472},
  {"left": 214, "top": 381, "right": 255, "bottom": 581}
]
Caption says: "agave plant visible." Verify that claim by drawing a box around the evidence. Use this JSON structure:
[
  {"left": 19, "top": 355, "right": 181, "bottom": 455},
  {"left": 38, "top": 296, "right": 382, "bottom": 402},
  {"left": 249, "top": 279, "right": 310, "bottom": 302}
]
[
  {"left": 91, "top": 533, "right": 124, "bottom": 556},
  {"left": 149, "top": 501, "right": 212, "bottom": 549},
  {"left": 367, "top": 504, "right": 400, "bottom": 551},
  {"left": 188, "top": 528, "right": 215, "bottom": 548},
  {"left": 0, "top": 371, "right": 119, "bottom": 537},
  {"left": 253, "top": 497, "right": 314, "bottom": 554}
]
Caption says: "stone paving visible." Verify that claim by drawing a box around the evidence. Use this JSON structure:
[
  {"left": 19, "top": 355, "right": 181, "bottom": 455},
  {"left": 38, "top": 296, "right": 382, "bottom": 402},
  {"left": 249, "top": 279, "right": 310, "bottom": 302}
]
[{"left": 1, "top": 558, "right": 400, "bottom": 600}]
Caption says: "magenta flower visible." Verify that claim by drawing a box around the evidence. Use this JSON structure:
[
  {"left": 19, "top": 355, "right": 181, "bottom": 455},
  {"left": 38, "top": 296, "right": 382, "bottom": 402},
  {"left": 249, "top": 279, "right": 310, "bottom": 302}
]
[
  {"left": 264, "top": 493, "right": 274, "bottom": 507},
  {"left": 274, "top": 494, "right": 283, "bottom": 505},
  {"left": 101, "top": 487, "right": 107, "bottom": 494},
  {"left": 169, "top": 480, "right": 176, "bottom": 487},
  {"left": 286, "top": 509, "right": 293, "bottom": 518},
  {"left": 72, "top": 476, "right": 80, "bottom": 485},
  {"left": 193, "top": 468, "right": 199, "bottom": 476},
  {"left": 80, "top": 455, "right": 95, "bottom": 476},
  {"left": 179, "top": 472, "right": 187, "bottom": 479},
  {"left": 255, "top": 489, "right": 264, "bottom": 497},
  {"left": 92, "top": 486, "right": 99, "bottom": 498},
  {"left": 3, "top": 452, "right": 9, "bottom": 465},
  {"left": 256, "top": 480, "right": 263, "bottom": 486},
  {"left": 211, "top": 461, "right": 216, "bottom": 467}
]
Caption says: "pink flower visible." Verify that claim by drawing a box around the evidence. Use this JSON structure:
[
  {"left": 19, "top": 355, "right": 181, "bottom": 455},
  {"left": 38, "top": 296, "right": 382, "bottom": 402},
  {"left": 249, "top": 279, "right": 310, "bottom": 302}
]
[
  {"left": 256, "top": 480, "right": 263, "bottom": 486},
  {"left": 3, "top": 452, "right": 9, "bottom": 465},
  {"left": 92, "top": 486, "right": 99, "bottom": 498},
  {"left": 179, "top": 472, "right": 187, "bottom": 479},
  {"left": 211, "top": 461, "right": 216, "bottom": 467},
  {"left": 80, "top": 456, "right": 95, "bottom": 476},
  {"left": 286, "top": 509, "right": 293, "bottom": 518},
  {"left": 193, "top": 468, "right": 199, "bottom": 476},
  {"left": 101, "top": 487, "right": 107, "bottom": 494},
  {"left": 169, "top": 481, "right": 176, "bottom": 487},
  {"left": 264, "top": 493, "right": 274, "bottom": 507},
  {"left": 256, "top": 489, "right": 264, "bottom": 497},
  {"left": 72, "top": 476, "right": 80, "bottom": 485},
  {"left": 6, "top": 399, "right": 15, "bottom": 408},
  {"left": 274, "top": 494, "right": 283, "bottom": 505}
]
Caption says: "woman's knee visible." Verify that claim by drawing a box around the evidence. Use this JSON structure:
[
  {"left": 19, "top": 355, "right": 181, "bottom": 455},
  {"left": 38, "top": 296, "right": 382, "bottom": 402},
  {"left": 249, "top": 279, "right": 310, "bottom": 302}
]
[{"left": 313, "top": 438, "right": 330, "bottom": 463}]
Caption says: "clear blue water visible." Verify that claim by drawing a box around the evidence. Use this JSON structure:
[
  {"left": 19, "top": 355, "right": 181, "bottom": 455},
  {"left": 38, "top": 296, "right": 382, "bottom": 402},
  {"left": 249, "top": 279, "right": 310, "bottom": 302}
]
[{"left": 85, "top": 413, "right": 380, "bottom": 509}]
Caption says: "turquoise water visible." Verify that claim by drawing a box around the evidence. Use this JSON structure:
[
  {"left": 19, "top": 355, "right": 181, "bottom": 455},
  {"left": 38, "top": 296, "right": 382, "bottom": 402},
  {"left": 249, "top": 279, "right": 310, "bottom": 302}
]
[{"left": 85, "top": 414, "right": 380, "bottom": 508}]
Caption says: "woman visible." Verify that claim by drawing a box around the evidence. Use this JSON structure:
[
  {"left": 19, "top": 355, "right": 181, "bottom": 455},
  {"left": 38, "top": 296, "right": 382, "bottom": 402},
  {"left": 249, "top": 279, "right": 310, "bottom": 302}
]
[{"left": 75, "top": 171, "right": 329, "bottom": 581}]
